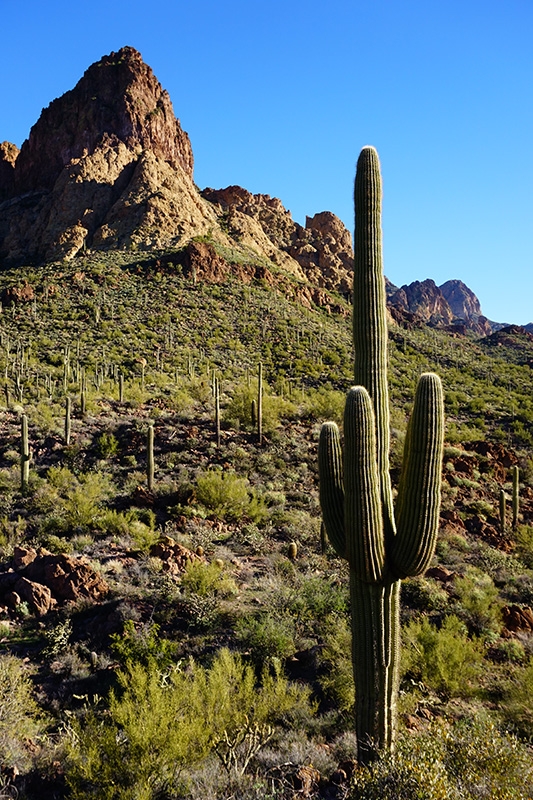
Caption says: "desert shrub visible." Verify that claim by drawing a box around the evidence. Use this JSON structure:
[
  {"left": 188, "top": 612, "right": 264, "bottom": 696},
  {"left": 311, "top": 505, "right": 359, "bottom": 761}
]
[
  {"left": 302, "top": 387, "right": 345, "bottom": 424},
  {"left": 401, "top": 576, "right": 449, "bottom": 614},
  {"left": 452, "top": 566, "right": 502, "bottom": 638},
  {"left": 514, "top": 525, "right": 533, "bottom": 568},
  {"left": 225, "top": 379, "right": 295, "bottom": 431},
  {"left": 95, "top": 430, "right": 119, "bottom": 458},
  {"left": 180, "top": 559, "right": 238, "bottom": 599},
  {"left": 38, "top": 467, "right": 113, "bottom": 535},
  {"left": 66, "top": 648, "right": 312, "bottom": 798},
  {"left": 318, "top": 615, "right": 354, "bottom": 711},
  {"left": 110, "top": 619, "right": 177, "bottom": 669},
  {"left": 402, "top": 615, "right": 484, "bottom": 697},
  {"left": 195, "top": 469, "right": 267, "bottom": 522},
  {"left": 350, "top": 714, "right": 533, "bottom": 799},
  {"left": 502, "top": 657, "right": 533, "bottom": 738},
  {"left": 236, "top": 613, "right": 296, "bottom": 667},
  {"left": 0, "top": 654, "right": 46, "bottom": 771}
]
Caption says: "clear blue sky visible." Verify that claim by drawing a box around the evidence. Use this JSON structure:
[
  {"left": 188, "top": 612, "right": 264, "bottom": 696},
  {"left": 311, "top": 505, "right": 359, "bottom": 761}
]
[{"left": 1, "top": 0, "right": 532, "bottom": 324}]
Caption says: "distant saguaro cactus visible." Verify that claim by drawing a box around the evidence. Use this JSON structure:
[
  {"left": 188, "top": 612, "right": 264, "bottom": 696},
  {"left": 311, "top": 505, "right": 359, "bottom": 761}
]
[
  {"left": 21, "top": 414, "right": 30, "bottom": 491},
  {"left": 318, "top": 146, "right": 444, "bottom": 764},
  {"left": 147, "top": 424, "right": 155, "bottom": 491}
]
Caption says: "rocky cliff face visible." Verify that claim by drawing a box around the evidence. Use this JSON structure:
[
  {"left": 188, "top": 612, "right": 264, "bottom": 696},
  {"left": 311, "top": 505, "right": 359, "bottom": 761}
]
[
  {"left": 0, "top": 47, "right": 221, "bottom": 264},
  {"left": 389, "top": 277, "right": 491, "bottom": 335},
  {"left": 201, "top": 186, "right": 353, "bottom": 294}
]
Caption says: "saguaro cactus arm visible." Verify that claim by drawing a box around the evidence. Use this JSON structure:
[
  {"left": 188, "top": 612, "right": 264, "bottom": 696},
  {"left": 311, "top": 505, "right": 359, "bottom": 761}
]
[
  {"left": 318, "top": 422, "right": 345, "bottom": 558},
  {"left": 392, "top": 372, "right": 444, "bottom": 578},
  {"left": 344, "top": 387, "right": 386, "bottom": 583}
]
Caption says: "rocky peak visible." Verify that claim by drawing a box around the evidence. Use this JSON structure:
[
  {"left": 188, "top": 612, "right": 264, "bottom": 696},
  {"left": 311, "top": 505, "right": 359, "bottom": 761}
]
[
  {"left": 390, "top": 279, "right": 454, "bottom": 326},
  {"left": 0, "top": 141, "right": 19, "bottom": 201},
  {"left": 440, "top": 279, "right": 482, "bottom": 321},
  {"left": 11, "top": 46, "right": 193, "bottom": 197}
]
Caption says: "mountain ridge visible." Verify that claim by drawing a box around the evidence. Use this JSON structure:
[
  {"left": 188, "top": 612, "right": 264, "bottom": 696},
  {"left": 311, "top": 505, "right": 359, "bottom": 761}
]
[{"left": 0, "top": 46, "right": 513, "bottom": 333}]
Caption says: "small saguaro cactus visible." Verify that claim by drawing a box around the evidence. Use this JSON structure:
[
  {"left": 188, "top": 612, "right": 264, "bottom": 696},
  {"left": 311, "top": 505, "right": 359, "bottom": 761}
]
[
  {"left": 257, "top": 363, "right": 263, "bottom": 445},
  {"left": 318, "top": 146, "right": 444, "bottom": 764},
  {"left": 147, "top": 424, "right": 155, "bottom": 491},
  {"left": 21, "top": 414, "right": 30, "bottom": 491},
  {"left": 500, "top": 487, "right": 507, "bottom": 533},
  {"left": 512, "top": 465, "right": 520, "bottom": 529},
  {"left": 64, "top": 396, "right": 71, "bottom": 445}
]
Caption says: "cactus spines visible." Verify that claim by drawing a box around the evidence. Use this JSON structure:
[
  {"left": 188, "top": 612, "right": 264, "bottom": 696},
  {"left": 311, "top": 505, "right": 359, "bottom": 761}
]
[
  {"left": 512, "top": 465, "right": 519, "bottom": 529},
  {"left": 318, "top": 146, "right": 444, "bottom": 764},
  {"left": 147, "top": 424, "right": 155, "bottom": 491},
  {"left": 21, "top": 414, "right": 30, "bottom": 491}
]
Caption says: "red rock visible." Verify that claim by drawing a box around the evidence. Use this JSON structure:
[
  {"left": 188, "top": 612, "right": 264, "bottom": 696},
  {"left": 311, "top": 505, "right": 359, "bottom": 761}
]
[
  {"left": 503, "top": 605, "right": 533, "bottom": 632},
  {"left": 14, "top": 577, "right": 53, "bottom": 615},
  {"left": 426, "top": 566, "right": 455, "bottom": 583},
  {"left": 13, "top": 546, "right": 38, "bottom": 570}
]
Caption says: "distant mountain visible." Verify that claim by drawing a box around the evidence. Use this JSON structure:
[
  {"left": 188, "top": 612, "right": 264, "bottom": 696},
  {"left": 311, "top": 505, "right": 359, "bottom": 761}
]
[{"left": 0, "top": 46, "right": 501, "bottom": 335}]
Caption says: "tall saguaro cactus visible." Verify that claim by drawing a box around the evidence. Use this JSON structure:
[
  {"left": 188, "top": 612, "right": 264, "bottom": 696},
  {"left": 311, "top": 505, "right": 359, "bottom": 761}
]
[{"left": 318, "top": 146, "right": 444, "bottom": 764}]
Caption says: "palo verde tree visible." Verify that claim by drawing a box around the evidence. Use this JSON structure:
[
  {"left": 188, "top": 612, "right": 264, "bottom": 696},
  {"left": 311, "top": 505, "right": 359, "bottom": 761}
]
[{"left": 318, "top": 146, "right": 444, "bottom": 764}]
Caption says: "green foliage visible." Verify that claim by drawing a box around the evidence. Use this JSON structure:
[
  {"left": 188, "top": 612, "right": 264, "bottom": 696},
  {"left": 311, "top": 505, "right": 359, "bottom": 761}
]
[
  {"left": 236, "top": 614, "right": 296, "bottom": 666},
  {"left": 502, "top": 657, "right": 533, "bottom": 738},
  {"left": 514, "top": 525, "right": 533, "bottom": 568},
  {"left": 195, "top": 468, "right": 267, "bottom": 522},
  {"left": 111, "top": 619, "right": 177, "bottom": 669},
  {"left": 180, "top": 559, "right": 237, "bottom": 598},
  {"left": 319, "top": 615, "right": 355, "bottom": 711},
  {"left": 66, "top": 648, "right": 312, "bottom": 798},
  {"left": 402, "top": 615, "right": 484, "bottom": 697},
  {"left": 302, "top": 387, "right": 346, "bottom": 424},
  {"left": 0, "top": 654, "right": 46, "bottom": 771},
  {"left": 452, "top": 566, "right": 502, "bottom": 637},
  {"left": 350, "top": 715, "right": 533, "bottom": 799},
  {"left": 95, "top": 430, "right": 119, "bottom": 458},
  {"left": 225, "top": 379, "right": 295, "bottom": 431}
]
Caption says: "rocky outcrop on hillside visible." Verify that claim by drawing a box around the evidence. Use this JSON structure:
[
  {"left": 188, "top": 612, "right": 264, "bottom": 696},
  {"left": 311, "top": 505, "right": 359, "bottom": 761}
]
[
  {"left": 1, "top": 46, "right": 495, "bottom": 332},
  {"left": 0, "top": 47, "right": 222, "bottom": 264},
  {"left": 202, "top": 186, "right": 353, "bottom": 294},
  {"left": 389, "top": 277, "right": 491, "bottom": 335},
  {"left": 389, "top": 279, "right": 454, "bottom": 326}
]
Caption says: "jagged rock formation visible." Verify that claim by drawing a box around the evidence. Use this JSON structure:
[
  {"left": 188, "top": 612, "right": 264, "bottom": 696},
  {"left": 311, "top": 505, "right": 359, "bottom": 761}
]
[
  {"left": 0, "top": 47, "right": 223, "bottom": 264},
  {"left": 389, "top": 279, "right": 454, "bottom": 326},
  {"left": 201, "top": 186, "right": 353, "bottom": 293},
  {"left": 389, "top": 278, "right": 491, "bottom": 335}
]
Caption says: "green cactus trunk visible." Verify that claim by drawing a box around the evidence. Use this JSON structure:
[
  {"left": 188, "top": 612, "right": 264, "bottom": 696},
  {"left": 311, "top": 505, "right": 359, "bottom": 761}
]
[
  {"left": 318, "top": 147, "right": 444, "bottom": 764},
  {"left": 147, "top": 424, "right": 155, "bottom": 491}
]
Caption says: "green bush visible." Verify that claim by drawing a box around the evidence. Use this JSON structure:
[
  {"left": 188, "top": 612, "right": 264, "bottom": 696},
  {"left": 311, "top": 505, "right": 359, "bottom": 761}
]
[
  {"left": 452, "top": 566, "right": 502, "bottom": 638},
  {"left": 502, "top": 657, "right": 533, "bottom": 738},
  {"left": 195, "top": 469, "right": 267, "bottom": 522},
  {"left": 0, "top": 654, "right": 46, "bottom": 771},
  {"left": 318, "top": 615, "right": 354, "bottom": 712},
  {"left": 350, "top": 714, "right": 533, "bottom": 799},
  {"left": 402, "top": 615, "right": 484, "bottom": 697},
  {"left": 66, "top": 648, "right": 312, "bottom": 798},
  {"left": 225, "top": 379, "right": 295, "bottom": 431}
]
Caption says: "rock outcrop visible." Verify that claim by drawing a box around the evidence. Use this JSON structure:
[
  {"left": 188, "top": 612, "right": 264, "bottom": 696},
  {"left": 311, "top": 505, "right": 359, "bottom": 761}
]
[
  {"left": 202, "top": 186, "right": 353, "bottom": 293},
  {"left": 0, "top": 46, "right": 493, "bottom": 333},
  {"left": 389, "top": 277, "right": 491, "bottom": 334},
  {"left": 0, "top": 47, "right": 220, "bottom": 264}
]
